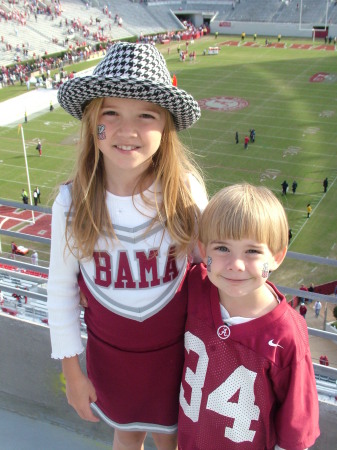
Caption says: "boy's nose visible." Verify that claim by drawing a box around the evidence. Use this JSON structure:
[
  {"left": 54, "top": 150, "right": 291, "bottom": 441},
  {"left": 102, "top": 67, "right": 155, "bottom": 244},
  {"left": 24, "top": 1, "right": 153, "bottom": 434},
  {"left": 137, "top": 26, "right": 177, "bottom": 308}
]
[{"left": 226, "top": 257, "right": 245, "bottom": 271}]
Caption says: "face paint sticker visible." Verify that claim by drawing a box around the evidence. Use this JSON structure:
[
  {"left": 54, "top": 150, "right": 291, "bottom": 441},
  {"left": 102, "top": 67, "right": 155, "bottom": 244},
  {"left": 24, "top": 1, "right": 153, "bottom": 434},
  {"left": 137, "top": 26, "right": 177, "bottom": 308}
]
[
  {"left": 262, "top": 262, "right": 269, "bottom": 278},
  {"left": 207, "top": 256, "right": 212, "bottom": 272},
  {"left": 97, "top": 124, "right": 106, "bottom": 140}
]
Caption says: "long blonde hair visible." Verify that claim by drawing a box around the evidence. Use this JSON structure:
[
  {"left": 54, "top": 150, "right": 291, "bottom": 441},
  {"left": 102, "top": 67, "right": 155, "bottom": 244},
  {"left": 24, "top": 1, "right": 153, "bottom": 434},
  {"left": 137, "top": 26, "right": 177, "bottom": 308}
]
[{"left": 66, "top": 98, "right": 206, "bottom": 259}]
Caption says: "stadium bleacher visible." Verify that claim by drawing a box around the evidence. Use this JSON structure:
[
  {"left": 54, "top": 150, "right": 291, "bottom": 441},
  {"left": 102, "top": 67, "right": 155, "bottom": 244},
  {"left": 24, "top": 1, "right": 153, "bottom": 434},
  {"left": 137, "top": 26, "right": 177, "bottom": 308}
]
[
  {"left": 0, "top": 0, "right": 182, "bottom": 68},
  {"left": 1, "top": 1, "right": 336, "bottom": 68}
]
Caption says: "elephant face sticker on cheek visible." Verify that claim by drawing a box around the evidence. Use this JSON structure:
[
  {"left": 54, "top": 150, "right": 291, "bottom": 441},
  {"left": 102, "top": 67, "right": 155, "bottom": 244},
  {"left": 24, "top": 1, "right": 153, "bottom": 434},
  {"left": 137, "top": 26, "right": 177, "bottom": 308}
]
[
  {"left": 262, "top": 262, "right": 269, "bottom": 278},
  {"left": 207, "top": 256, "right": 212, "bottom": 272},
  {"left": 97, "top": 124, "right": 106, "bottom": 140}
]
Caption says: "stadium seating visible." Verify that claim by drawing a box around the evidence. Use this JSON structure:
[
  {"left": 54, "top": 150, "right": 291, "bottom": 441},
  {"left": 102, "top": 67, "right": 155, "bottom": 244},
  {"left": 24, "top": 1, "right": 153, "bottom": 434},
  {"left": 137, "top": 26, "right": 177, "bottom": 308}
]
[
  {"left": 0, "top": 0, "right": 182, "bottom": 68},
  {"left": 1, "top": 0, "right": 336, "bottom": 68}
]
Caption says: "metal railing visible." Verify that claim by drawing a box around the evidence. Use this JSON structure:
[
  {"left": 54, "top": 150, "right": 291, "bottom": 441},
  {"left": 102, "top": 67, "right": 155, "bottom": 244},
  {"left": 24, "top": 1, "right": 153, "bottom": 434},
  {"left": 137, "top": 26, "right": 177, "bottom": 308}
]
[{"left": 1, "top": 197, "right": 337, "bottom": 400}]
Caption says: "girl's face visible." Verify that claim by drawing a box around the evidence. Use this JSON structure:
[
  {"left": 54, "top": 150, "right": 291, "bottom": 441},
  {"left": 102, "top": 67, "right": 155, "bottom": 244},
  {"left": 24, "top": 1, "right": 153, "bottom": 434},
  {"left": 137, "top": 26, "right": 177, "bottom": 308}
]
[
  {"left": 97, "top": 97, "right": 166, "bottom": 183},
  {"left": 199, "top": 238, "right": 285, "bottom": 304}
]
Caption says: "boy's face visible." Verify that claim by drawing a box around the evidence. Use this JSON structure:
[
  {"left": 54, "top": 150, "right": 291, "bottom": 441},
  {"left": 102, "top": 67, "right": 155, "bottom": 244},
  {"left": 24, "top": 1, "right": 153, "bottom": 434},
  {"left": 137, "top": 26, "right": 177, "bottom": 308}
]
[{"left": 198, "top": 238, "right": 286, "bottom": 302}]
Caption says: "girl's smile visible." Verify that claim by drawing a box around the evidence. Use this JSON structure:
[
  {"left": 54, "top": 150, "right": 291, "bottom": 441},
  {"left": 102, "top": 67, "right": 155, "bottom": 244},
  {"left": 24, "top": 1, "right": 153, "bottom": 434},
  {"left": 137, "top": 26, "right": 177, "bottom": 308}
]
[
  {"left": 115, "top": 145, "right": 139, "bottom": 152},
  {"left": 97, "top": 97, "right": 166, "bottom": 193}
]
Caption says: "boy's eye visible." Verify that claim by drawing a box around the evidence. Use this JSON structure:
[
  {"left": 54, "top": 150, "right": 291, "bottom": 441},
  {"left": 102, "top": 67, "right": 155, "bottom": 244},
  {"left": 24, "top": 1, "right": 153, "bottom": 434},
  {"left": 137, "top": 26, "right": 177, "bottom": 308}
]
[
  {"left": 215, "top": 246, "right": 229, "bottom": 252},
  {"left": 247, "top": 249, "right": 261, "bottom": 254}
]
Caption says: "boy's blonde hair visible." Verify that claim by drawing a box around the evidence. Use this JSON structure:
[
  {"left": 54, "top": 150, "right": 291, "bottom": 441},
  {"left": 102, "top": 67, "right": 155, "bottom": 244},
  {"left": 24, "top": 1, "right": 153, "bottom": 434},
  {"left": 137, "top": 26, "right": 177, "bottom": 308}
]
[
  {"left": 199, "top": 184, "right": 288, "bottom": 255},
  {"left": 66, "top": 98, "right": 206, "bottom": 259}
]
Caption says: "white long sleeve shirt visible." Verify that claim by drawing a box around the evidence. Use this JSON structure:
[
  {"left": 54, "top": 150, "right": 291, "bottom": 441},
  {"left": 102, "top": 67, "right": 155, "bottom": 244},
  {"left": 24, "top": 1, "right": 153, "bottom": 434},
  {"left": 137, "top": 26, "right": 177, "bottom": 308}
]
[{"left": 47, "top": 177, "right": 208, "bottom": 359}]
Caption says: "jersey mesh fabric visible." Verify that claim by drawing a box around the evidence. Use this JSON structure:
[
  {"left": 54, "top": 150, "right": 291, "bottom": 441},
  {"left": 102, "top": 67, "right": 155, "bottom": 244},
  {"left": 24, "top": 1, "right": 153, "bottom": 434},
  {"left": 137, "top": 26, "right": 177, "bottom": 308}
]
[{"left": 178, "top": 264, "right": 320, "bottom": 450}]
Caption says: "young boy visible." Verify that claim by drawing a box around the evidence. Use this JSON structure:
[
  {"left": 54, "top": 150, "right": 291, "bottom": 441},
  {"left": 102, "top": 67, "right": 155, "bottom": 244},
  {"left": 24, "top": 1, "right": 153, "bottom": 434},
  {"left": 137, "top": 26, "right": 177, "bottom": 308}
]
[{"left": 179, "top": 184, "right": 320, "bottom": 450}]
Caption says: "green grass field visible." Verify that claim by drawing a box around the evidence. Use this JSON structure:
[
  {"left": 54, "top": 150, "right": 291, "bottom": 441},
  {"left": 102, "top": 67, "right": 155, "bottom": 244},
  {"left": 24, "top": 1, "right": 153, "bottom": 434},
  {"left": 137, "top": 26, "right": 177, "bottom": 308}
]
[{"left": 0, "top": 35, "right": 336, "bottom": 288}]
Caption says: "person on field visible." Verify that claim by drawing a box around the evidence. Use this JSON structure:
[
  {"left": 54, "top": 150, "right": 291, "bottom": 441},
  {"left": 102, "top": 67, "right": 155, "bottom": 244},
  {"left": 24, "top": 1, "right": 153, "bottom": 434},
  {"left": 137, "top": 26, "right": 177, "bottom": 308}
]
[
  {"left": 307, "top": 203, "right": 312, "bottom": 218},
  {"left": 292, "top": 180, "right": 297, "bottom": 194},
  {"left": 33, "top": 189, "right": 38, "bottom": 206},
  {"left": 36, "top": 140, "right": 42, "bottom": 156},
  {"left": 281, "top": 180, "right": 288, "bottom": 195},
  {"left": 36, "top": 186, "right": 41, "bottom": 203},
  {"left": 21, "top": 189, "right": 28, "bottom": 204}
]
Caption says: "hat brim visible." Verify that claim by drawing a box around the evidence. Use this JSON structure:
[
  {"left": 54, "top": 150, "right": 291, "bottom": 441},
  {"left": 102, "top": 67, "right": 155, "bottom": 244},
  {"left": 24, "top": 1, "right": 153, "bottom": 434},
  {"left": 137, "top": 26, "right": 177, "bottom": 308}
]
[{"left": 57, "top": 76, "right": 201, "bottom": 131}]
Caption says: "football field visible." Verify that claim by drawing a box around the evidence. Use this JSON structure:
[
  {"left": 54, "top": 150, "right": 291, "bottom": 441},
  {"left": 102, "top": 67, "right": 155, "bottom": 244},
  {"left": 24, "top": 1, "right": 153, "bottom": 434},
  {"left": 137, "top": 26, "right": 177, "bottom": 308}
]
[{"left": 0, "top": 35, "right": 336, "bottom": 288}]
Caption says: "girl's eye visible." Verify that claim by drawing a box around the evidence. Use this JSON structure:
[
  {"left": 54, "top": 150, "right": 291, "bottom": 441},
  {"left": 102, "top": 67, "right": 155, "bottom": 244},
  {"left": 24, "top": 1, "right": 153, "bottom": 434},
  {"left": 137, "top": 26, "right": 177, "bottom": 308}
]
[
  {"left": 140, "top": 113, "right": 155, "bottom": 119},
  {"left": 103, "top": 110, "right": 117, "bottom": 116}
]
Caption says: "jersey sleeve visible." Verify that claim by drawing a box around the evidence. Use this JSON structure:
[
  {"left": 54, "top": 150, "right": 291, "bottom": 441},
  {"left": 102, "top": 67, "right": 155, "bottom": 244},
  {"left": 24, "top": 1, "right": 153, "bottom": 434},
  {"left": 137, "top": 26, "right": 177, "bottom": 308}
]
[
  {"left": 272, "top": 349, "right": 320, "bottom": 449},
  {"left": 47, "top": 188, "right": 84, "bottom": 359}
]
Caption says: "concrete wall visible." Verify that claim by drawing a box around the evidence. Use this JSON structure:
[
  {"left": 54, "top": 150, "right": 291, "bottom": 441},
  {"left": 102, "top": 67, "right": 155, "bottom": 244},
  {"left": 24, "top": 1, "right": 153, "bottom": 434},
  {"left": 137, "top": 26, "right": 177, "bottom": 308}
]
[
  {"left": 211, "top": 20, "right": 337, "bottom": 38},
  {"left": 0, "top": 315, "right": 114, "bottom": 443},
  {"left": 0, "top": 315, "right": 157, "bottom": 448},
  {"left": 0, "top": 314, "right": 336, "bottom": 449}
]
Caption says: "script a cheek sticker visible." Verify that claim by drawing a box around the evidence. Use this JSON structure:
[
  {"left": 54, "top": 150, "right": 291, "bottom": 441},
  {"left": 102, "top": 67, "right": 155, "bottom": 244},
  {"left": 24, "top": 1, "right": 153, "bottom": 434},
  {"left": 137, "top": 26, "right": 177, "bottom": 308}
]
[{"left": 97, "top": 124, "right": 106, "bottom": 140}]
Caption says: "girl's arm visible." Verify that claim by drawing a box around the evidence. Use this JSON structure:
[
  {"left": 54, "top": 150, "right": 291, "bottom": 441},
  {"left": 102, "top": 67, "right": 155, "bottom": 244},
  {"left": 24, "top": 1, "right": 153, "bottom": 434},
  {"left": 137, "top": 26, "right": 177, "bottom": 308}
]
[
  {"left": 62, "top": 356, "right": 99, "bottom": 422},
  {"left": 49, "top": 189, "right": 98, "bottom": 422},
  {"left": 47, "top": 190, "right": 84, "bottom": 358}
]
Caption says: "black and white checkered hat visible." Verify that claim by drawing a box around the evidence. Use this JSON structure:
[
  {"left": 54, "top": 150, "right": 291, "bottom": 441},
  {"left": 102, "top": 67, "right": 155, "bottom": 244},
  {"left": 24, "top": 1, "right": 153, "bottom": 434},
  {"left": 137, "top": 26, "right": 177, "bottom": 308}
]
[{"left": 57, "top": 42, "right": 201, "bottom": 131}]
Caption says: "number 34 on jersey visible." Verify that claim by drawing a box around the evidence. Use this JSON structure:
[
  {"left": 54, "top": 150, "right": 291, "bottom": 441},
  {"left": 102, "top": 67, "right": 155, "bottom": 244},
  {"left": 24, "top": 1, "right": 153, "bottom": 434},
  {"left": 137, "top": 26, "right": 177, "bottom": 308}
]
[{"left": 179, "top": 331, "right": 260, "bottom": 444}]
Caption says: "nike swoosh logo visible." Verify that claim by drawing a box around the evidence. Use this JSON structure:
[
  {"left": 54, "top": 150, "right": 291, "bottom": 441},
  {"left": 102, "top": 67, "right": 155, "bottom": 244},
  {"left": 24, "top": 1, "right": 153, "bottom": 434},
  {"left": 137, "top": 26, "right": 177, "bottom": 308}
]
[{"left": 268, "top": 339, "right": 283, "bottom": 348}]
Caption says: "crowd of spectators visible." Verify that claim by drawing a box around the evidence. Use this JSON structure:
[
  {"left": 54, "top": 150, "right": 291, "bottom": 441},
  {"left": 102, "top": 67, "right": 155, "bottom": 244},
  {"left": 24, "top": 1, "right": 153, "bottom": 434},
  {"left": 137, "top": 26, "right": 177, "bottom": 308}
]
[
  {"left": 0, "top": 1, "right": 205, "bottom": 82},
  {"left": 0, "top": 43, "right": 111, "bottom": 89},
  {"left": 1, "top": 0, "right": 62, "bottom": 23},
  {"left": 139, "top": 20, "right": 208, "bottom": 45},
  {"left": 1, "top": 0, "right": 127, "bottom": 67}
]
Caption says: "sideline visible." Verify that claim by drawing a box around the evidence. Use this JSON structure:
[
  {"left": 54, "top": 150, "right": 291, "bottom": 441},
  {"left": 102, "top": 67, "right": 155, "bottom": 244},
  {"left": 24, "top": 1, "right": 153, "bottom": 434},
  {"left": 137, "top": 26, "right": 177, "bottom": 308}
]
[
  {"left": 0, "top": 66, "right": 96, "bottom": 127},
  {"left": 0, "top": 89, "right": 60, "bottom": 127}
]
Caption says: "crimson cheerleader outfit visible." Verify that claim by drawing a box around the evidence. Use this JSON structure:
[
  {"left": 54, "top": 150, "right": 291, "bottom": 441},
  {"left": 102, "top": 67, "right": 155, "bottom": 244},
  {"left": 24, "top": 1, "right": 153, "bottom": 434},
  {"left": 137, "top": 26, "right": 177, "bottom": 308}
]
[
  {"left": 47, "top": 179, "right": 207, "bottom": 433},
  {"left": 178, "top": 264, "right": 320, "bottom": 449}
]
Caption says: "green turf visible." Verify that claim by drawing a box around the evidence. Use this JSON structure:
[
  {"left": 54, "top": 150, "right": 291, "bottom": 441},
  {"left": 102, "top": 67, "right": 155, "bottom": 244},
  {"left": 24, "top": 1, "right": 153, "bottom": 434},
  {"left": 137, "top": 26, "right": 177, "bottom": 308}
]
[{"left": 0, "top": 35, "right": 336, "bottom": 287}]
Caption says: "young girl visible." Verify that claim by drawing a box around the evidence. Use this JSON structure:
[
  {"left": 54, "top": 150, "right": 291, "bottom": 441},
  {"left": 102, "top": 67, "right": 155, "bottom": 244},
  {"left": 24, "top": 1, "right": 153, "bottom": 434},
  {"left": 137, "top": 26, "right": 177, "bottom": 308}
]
[
  {"left": 47, "top": 42, "right": 207, "bottom": 450},
  {"left": 179, "top": 184, "right": 320, "bottom": 450}
]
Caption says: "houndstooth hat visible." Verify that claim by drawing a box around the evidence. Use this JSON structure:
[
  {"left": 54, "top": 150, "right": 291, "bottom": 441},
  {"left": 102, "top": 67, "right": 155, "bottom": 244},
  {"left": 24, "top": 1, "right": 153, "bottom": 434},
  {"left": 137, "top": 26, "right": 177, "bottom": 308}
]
[{"left": 57, "top": 42, "right": 201, "bottom": 131}]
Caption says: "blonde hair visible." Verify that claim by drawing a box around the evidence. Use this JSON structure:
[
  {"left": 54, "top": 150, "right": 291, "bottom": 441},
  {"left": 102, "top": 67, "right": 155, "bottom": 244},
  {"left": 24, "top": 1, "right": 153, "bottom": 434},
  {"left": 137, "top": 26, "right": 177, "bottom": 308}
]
[
  {"left": 66, "top": 98, "right": 206, "bottom": 259},
  {"left": 199, "top": 184, "right": 288, "bottom": 255}
]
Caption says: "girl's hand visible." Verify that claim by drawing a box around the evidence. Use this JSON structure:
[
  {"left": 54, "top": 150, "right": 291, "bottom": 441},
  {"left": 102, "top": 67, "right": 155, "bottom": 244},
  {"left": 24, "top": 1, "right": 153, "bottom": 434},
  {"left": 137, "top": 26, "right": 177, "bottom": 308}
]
[
  {"left": 62, "top": 356, "right": 99, "bottom": 422},
  {"left": 79, "top": 290, "right": 89, "bottom": 308},
  {"left": 65, "top": 372, "right": 100, "bottom": 422}
]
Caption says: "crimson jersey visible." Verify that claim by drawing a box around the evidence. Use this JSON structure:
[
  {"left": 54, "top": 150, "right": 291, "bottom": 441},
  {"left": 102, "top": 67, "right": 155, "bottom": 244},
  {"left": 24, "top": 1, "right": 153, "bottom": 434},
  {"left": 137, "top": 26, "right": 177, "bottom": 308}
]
[{"left": 178, "top": 264, "right": 319, "bottom": 450}]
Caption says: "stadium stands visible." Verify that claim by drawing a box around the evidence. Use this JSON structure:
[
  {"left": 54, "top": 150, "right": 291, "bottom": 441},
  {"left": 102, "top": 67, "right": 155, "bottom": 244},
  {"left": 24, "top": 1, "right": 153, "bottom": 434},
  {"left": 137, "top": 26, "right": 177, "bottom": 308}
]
[
  {"left": 1, "top": 1, "right": 336, "bottom": 68},
  {"left": 0, "top": 0, "right": 182, "bottom": 67}
]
